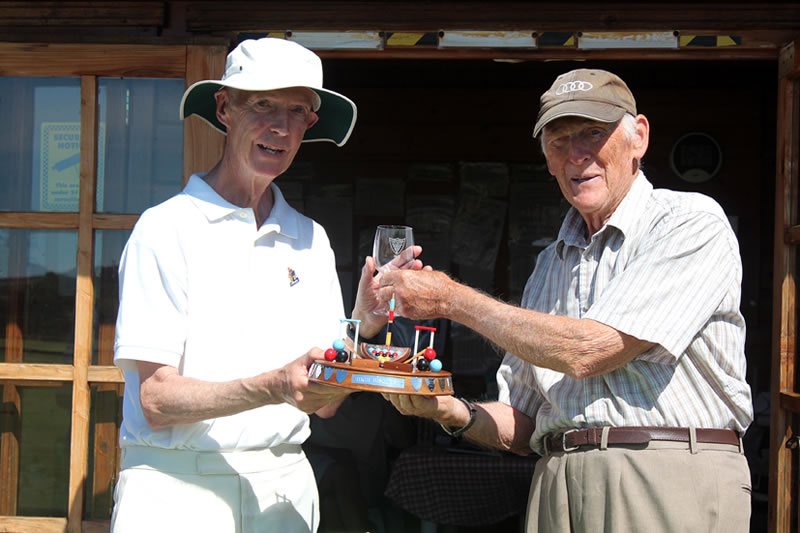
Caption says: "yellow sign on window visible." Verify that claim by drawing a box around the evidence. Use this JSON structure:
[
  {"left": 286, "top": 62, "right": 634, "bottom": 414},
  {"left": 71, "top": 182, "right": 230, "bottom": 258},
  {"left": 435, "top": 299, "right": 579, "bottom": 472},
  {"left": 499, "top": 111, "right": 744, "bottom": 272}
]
[{"left": 40, "top": 122, "right": 104, "bottom": 212}]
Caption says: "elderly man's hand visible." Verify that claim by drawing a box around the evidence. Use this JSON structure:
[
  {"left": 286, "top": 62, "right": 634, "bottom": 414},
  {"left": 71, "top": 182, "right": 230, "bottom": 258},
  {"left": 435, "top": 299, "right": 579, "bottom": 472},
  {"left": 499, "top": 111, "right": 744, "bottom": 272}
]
[
  {"left": 272, "top": 348, "right": 351, "bottom": 415},
  {"left": 377, "top": 269, "right": 455, "bottom": 320},
  {"left": 352, "top": 245, "right": 431, "bottom": 337},
  {"left": 382, "top": 393, "right": 450, "bottom": 419}
]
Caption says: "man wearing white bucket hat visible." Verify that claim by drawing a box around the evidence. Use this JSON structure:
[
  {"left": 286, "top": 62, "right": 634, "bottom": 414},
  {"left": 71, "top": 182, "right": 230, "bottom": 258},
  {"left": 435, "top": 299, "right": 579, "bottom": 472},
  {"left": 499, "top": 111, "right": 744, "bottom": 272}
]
[{"left": 110, "top": 38, "right": 421, "bottom": 532}]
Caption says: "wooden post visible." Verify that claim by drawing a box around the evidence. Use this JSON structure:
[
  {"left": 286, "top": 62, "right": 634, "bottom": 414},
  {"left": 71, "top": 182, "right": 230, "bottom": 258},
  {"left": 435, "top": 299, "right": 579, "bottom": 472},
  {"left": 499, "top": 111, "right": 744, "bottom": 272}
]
[
  {"left": 182, "top": 44, "right": 228, "bottom": 185},
  {"left": 769, "top": 38, "right": 800, "bottom": 533},
  {"left": 89, "top": 252, "right": 124, "bottom": 518},
  {"left": 66, "top": 75, "right": 98, "bottom": 533}
]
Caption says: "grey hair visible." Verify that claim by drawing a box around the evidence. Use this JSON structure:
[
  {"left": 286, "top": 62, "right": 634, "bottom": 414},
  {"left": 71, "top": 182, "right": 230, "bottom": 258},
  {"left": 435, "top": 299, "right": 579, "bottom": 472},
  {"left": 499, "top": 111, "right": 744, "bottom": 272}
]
[{"left": 619, "top": 113, "right": 644, "bottom": 169}]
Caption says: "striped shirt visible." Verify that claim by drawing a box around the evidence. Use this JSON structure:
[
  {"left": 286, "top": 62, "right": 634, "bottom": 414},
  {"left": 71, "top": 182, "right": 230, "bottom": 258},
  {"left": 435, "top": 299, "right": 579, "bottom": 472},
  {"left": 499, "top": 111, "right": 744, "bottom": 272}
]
[{"left": 496, "top": 172, "right": 754, "bottom": 455}]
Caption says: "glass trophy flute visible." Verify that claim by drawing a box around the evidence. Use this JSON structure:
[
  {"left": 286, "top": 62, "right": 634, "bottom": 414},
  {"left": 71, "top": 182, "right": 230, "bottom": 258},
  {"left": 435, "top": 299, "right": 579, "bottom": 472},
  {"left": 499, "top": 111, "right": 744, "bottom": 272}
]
[{"left": 372, "top": 225, "right": 414, "bottom": 346}]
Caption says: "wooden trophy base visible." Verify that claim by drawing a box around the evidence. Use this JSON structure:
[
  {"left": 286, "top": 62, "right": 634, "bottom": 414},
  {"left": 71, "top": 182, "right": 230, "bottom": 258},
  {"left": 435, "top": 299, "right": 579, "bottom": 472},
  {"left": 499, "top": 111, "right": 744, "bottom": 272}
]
[{"left": 308, "top": 358, "right": 454, "bottom": 396}]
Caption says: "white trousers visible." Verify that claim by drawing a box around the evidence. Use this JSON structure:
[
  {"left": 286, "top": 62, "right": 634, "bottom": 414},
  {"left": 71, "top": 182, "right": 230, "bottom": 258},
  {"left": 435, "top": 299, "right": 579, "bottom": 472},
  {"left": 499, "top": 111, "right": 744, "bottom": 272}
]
[{"left": 111, "top": 444, "right": 319, "bottom": 533}]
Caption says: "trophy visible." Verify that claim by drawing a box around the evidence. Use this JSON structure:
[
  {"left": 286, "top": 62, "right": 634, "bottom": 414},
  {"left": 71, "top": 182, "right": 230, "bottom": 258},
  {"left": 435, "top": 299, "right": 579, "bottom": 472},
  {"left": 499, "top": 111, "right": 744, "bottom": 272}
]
[{"left": 307, "top": 225, "right": 453, "bottom": 395}]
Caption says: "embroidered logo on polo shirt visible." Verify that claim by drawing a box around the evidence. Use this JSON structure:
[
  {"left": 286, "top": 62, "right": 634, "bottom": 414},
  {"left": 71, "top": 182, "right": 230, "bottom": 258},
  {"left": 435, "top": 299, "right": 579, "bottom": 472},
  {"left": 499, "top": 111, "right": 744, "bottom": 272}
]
[{"left": 288, "top": 267, "right": 300, "bottom": 287}]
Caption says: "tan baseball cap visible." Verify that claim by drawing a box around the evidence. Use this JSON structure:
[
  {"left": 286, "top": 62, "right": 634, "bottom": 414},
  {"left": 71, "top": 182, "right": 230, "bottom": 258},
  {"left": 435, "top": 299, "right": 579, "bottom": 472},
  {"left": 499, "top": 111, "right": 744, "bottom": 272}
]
[{"left": 533, "top": 69, "right": 637, "bottom": 138}]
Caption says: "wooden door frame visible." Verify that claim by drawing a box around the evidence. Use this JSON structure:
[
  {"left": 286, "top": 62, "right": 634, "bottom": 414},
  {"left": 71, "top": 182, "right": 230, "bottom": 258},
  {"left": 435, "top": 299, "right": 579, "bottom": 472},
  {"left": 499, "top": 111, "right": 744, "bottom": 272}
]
[{"left": 771, "top": 38, "right": 800, "bottom": 533}]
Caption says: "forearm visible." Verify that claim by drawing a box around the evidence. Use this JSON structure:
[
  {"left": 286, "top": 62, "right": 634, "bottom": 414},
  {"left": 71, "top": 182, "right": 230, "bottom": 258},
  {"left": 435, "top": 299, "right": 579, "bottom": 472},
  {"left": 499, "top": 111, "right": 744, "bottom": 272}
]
[
  {"left": 437, "top": 399, "right": 535, "bottom": 456},
  {"left": 444, "top": 282, "right": 646, "bottom": 378},
  {"left": 138, "top": 364, "right": 284, "bottom": 429}
]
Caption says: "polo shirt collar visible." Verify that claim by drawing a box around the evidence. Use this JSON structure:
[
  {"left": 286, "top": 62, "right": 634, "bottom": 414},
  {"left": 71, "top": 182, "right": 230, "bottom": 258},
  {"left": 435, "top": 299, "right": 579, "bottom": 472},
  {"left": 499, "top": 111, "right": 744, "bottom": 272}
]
[
  {"left": 555, "top": 170, "right": 651, "bottom": 258},
  {"left": 183, "top": 174, "right": 299, "bottom": 239},
  {"left": 604, "top": 170, "right": 652, "bottom": 238},
  {"left": 260, "top": 182, "right": 299, "bottom": 240}
]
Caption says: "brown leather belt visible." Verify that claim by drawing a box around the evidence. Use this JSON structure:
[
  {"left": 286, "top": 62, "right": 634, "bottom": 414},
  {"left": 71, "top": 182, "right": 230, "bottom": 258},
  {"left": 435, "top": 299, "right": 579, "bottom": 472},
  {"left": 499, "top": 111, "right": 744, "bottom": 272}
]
[{"left": 543, "top": 426, "right": 740, "bottom": 454}]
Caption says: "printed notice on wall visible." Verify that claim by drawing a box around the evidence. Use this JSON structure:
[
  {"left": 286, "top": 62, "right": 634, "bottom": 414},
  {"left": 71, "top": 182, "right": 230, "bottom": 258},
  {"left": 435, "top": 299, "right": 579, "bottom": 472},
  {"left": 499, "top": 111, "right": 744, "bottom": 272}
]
[{"left": 40, "top": 122, "right": 104, "bottom": 212}]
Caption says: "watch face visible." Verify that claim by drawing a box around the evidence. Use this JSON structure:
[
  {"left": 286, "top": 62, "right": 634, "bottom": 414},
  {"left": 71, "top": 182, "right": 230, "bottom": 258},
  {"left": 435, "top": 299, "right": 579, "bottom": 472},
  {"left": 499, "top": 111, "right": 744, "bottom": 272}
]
[{"left": 669, "top": 132, "right": 722, "bottom": 183}]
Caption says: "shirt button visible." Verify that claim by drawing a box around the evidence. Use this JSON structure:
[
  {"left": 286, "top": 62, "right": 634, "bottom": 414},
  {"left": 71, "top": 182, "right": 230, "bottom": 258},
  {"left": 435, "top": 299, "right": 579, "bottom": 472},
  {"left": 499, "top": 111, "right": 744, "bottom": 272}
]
[{"left": 238, "top": 211, "right": 248, "bottom": 219}]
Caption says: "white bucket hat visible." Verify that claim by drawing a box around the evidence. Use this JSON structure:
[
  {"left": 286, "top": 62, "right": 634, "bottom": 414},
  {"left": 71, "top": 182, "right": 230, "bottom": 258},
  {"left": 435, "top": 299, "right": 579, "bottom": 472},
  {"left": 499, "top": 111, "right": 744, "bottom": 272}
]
[{"left": 180, "top": 38, "right": 357, "bottom": 147}]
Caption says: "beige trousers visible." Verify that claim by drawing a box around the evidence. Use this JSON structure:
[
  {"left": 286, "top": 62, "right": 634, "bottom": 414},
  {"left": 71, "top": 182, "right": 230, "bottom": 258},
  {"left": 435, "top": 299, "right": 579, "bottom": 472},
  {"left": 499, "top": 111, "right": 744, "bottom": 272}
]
[
  {"left": 110, "top": 444, "right": 319, "bottom": 533},
  {"left": 526, "top": 440, "right": 751, "bottom": 533}
]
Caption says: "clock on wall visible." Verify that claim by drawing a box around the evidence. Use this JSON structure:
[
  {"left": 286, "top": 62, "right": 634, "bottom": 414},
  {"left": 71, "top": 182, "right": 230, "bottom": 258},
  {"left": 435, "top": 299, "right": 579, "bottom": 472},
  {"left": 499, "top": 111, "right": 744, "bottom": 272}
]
[{"left": 669, "top": 132, "right": 722, "bottom": 183}]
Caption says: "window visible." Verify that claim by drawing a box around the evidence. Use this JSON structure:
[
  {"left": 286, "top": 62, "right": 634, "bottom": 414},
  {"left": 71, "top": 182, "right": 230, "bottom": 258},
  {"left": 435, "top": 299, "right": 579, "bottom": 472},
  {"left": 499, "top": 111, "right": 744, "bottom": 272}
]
[{"left": 0, "top": 43, "right": 224, "bottom": 532}]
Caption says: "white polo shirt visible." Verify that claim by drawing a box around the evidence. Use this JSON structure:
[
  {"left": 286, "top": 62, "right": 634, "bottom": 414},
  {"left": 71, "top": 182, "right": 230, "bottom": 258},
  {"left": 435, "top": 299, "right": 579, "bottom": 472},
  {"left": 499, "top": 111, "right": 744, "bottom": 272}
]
[{"left": 114, "top": 174, "right": 344, "bottom": 451}]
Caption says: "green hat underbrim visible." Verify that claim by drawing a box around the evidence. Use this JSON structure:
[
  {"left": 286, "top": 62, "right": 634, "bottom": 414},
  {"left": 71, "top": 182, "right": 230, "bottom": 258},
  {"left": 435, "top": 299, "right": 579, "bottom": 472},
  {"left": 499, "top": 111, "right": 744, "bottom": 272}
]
[{"left": 180, "top": 81, "right": 357, "bottom": 147}]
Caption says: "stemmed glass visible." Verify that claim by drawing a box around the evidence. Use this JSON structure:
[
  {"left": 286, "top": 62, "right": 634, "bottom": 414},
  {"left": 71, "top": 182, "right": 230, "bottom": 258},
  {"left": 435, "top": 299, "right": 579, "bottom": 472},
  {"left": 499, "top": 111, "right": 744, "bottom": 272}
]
[
  {"left": 372, "top": 225, "right": 414, "bottom": 345},
  {"left": 373, "top": 225, "right": 415, "bottom": 272}
]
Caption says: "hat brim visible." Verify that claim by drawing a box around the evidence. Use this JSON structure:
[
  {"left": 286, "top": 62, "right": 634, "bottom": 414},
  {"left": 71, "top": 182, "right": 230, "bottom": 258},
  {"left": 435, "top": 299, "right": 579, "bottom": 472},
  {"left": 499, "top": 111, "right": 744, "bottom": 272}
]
[
  {"left": 179, "top": 80, "right": 357, "bottom": 147},
  {"left": 533, "top": 101, "right": 627, "bottom": 138}
]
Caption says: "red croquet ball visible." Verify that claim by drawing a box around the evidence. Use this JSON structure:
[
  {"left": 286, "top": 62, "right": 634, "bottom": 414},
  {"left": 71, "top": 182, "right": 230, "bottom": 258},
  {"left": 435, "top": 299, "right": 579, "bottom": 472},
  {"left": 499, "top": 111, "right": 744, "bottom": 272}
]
[{"left": 424, "top": 348, "right": 436, "bottom": 360}]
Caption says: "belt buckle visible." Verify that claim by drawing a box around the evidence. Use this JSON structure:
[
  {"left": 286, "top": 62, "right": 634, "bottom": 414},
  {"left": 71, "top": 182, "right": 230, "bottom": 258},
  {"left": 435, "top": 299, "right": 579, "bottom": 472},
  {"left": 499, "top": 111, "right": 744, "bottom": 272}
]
[{"left": 562, "top": 428, "right": 580, "bottom": 452}]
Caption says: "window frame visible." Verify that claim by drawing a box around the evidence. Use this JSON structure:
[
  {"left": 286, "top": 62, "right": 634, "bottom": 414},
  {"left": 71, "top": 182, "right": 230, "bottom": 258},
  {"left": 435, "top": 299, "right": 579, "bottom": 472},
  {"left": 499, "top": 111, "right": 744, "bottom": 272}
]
[{"left": 0, "top": 42, "right": 225, "bottom": 533}]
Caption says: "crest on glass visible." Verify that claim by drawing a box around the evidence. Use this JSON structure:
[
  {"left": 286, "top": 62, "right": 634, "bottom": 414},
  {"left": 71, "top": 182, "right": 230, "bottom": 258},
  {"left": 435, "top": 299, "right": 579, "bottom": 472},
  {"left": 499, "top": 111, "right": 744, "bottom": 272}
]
[{"left": 389, "top": 237, "right": 406, "bottom": 256}]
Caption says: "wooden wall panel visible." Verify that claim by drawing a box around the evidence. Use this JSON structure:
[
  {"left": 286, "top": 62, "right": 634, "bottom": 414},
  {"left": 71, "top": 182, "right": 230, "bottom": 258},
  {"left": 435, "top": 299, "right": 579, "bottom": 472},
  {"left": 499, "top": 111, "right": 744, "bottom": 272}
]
[
  {"left": 183, "top": 45, "right": 227, "bottom": 183},
  {"left": 0, "top": 516, "right": 68, "bottom": 532},
  {"left": 186, "top": 2, "right": 800, "bottom": 33},
  {"left": 0, "top": 43, "right": 185, "bottom": 78},
  {"left": 0, "top": 2, "right": 165, "bottom": 27}
]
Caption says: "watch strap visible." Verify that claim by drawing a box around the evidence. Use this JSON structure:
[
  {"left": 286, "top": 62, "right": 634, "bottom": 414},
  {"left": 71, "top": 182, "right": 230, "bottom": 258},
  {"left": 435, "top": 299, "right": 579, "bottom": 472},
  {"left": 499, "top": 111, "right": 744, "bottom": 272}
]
[{"left": 440, "top": 397, "right": 477, "bottom": 438}]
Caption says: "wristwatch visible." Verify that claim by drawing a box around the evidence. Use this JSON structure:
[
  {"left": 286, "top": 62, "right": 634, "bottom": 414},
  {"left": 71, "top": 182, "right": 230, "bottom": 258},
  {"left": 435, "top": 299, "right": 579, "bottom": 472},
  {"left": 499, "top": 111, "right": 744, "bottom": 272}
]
[{"left": 440, "top": 397, "right": 477, "bottom": 438}]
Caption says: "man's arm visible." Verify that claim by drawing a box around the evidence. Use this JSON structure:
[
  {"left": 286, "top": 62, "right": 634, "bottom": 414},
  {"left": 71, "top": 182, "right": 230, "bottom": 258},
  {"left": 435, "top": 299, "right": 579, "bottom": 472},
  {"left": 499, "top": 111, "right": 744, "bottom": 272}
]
[
  {"left": 137, "top": 348, "right": 350, "bottom": 429},
  {"left": 383, "top": 393, "right": 535, "bottom": 455},
  {"left": 380, "top": 270, "right": 654, "bottom": 379},
  {"left": 132, "top": 246, "right": 433, "bottom": 430}
]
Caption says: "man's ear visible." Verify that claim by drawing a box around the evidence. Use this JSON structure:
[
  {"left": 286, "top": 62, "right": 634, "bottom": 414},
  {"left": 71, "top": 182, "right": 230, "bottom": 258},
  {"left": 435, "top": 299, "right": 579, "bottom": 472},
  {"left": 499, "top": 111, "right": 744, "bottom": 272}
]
[
  {"left": 306, "top": 111, "right": 319, "bottom": 130},
  {"left": 631, "top": 114, "right": 650, "bottom": 160},
  {"left": 545, "top": 156, "right": 558, "bottom": 178},
  {"left": 214, "top": 88, "right": 232, "bottom": 130}
]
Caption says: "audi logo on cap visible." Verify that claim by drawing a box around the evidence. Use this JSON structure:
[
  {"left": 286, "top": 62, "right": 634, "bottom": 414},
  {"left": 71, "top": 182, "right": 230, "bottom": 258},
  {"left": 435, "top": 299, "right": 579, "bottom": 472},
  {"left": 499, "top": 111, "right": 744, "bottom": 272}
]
[{"left": 555, "top": 81, "right": 593, "bottom": 95}]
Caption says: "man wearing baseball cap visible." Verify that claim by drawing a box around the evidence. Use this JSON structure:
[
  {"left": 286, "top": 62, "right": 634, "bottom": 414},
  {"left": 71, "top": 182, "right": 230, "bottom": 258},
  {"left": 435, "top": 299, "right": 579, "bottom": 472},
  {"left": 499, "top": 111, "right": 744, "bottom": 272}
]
[
  {"left": 380, "top": 68, "right": 753, "bottom": 531},
  {"left": 110, "top": 38, "right": 423, "bottom": 532}
]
